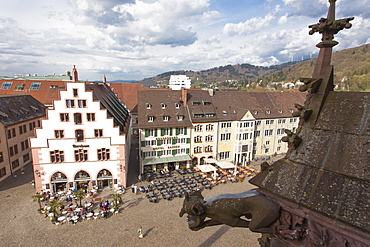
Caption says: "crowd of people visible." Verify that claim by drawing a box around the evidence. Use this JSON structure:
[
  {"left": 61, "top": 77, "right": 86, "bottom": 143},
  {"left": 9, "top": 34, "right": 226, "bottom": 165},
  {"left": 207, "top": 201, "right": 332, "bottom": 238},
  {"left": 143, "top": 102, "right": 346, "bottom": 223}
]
[{"left": 34, "top": 188, "right": 122, "bottom": 225}]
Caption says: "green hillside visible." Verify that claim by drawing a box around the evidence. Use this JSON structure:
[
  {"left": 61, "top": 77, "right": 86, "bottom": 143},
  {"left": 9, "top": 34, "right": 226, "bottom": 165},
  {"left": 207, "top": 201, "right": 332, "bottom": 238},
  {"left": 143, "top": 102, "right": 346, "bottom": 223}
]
[
  {"left": 140, "top": 43, "right": 370, "bottom": 91},
  {"left": 262, "top": 43, "right": 370, "bottom": 91}
]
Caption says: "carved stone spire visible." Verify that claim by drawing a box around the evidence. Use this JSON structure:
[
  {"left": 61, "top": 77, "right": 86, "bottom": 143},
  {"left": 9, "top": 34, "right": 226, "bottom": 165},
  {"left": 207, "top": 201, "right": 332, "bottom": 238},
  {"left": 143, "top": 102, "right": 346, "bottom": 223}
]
[{"left": 299, "top": 0, "right": 354, "bottom": 126}]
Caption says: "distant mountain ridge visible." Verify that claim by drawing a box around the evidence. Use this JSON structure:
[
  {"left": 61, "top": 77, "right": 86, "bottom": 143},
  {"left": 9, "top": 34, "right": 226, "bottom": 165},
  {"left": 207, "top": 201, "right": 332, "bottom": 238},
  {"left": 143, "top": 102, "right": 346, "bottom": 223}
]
[
  {"left": 139, "top": 61, "right": 301, "bottom": 87},
  {"left": 140, "top": 43, "right": 370, "bottom": 91}
]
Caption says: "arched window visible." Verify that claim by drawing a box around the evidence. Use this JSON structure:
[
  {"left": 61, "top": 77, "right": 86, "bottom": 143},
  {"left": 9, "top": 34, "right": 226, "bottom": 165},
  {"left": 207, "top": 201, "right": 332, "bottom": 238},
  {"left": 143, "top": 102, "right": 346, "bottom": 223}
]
[
  {"left": 51, "top": 172, "right": 67, "bottom": 181},
  {"left": 97, "top": 169, "right": 112, "bottom": 178},
  {"left": 74, "top": 170, "right": 90, "bottom": 180}
]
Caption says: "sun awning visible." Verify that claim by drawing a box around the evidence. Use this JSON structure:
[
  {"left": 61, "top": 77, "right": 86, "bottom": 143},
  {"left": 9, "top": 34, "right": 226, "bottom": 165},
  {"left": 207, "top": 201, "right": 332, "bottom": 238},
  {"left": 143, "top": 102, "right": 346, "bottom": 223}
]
[
  {"left": 143, "top": 155, "right": 191, "bottom": 166},
  {"left": 204, "top": 158, "right": 218, "bottom": 164},
  {"left": 196, "top": 164, "right": 217, "bottom": 173},
  {"left": 216, "top": 161, "right": 236, "bottom": 169}
]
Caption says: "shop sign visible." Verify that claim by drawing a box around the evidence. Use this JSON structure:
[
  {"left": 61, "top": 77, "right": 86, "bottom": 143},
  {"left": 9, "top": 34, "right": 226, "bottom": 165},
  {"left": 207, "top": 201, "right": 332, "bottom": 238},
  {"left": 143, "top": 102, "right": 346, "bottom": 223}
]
[
  {"left": 168, "top": 145, "right": 180, "bottom": 149},
  {"left": 73, "top": 144, "right": 90, "bottom": 148},
  {"left": 156, "top": 136, "right": 178, "bottom": 140}
]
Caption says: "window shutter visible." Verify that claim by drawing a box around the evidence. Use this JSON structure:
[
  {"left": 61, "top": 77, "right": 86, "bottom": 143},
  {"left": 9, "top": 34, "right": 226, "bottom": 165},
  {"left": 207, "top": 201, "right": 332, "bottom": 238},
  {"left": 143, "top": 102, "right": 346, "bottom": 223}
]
[
  {"left": 141, "top": 141, "right": 145, "bottom": 147},
  {"left": 157, "top": 151, "right": 162, "bottom": 157},
  {"left": 142, "top": 152, "right": 146, "bottom": 158},
  {"left": 154, "top": 129, "right": 158, "bottom": 137},
  {"left": 186, "top": 138, "right": 190, "bottom": 144},
  {"left": 145, "top": 129, "right": 149, "bottom": 137},
  {"left": 186, "top": 148, "right": 190, "bottom": 154},
  {"left": 172, "top": 138, "right": 177, "bottom": 145},
  {"left": 161, "top": 128, "right": 164, "bottom": 136},
  {"left": 170, "top": 128, "right": 173, "bottom": 136},
  {"left": 172, "top": 149, "right": 177, "bottom": 156},
  {"left": 176, "top": 128, "right": 179, "bottom": 135},
  {"left": 157, "top": 140, "right": 161, "bottom": 146},
  {"left": 184, "top": 127, "right": 187, "bottom": 135}
]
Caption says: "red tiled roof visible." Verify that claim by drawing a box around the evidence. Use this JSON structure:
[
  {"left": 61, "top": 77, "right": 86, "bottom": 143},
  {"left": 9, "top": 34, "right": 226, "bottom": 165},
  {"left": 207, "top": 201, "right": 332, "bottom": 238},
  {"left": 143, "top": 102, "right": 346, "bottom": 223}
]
[
  {"left": 0, "top": 79, "right": 65, "bottom": 106},
  {"left": 109, "top": 83, "right": 147, "bottom": 113}
]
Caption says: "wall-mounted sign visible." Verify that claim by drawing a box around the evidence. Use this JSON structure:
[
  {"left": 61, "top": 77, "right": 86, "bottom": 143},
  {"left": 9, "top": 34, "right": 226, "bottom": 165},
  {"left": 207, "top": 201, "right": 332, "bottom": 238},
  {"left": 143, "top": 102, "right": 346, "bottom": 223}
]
[
  {"left": 156, "top": 137, "right": 178, "bottom": 140},
  {"left": 73, "top": 144, "right": 90, "bottom": 148},
  {"left": 153, "top": 147, "right": 164, "bottom": 150}
]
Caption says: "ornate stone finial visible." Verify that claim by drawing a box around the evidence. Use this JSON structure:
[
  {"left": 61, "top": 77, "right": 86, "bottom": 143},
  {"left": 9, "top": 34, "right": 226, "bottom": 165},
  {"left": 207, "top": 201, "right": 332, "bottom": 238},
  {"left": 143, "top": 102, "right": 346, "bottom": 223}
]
[
  {"left": 281, "top": 129, "right": 302, "bottom": 150},
  {"left": 298, "top": 78, "right": 323, "bottom": 93},
  {"left": 292, "top": 104, "right": 313, "bottom": 122},
  {"left": 308, "top": 0, "right": 354, "bottom": 48}
]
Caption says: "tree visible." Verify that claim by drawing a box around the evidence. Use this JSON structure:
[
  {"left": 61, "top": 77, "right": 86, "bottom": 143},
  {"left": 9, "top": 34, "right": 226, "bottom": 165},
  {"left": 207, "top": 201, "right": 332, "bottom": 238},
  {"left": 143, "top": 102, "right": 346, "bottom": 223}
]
[
  {"left": 32, "top": 194, "right": 46, "bottom": 210},
  {"left": 75, "top": 190, "right": 86, "bottom": 206},
  {"left": 112, "top": 193, "right": 123, "bottom": 212},
  {"left": 48, "top": 199, "right": 63, "bottom": 217}
]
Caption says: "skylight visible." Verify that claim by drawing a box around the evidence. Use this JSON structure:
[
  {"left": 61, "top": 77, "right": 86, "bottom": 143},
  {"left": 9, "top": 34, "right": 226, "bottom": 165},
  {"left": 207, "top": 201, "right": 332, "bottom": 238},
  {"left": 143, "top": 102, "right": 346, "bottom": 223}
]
[
  {"left": 30, "top": 82, "right": 41, "bottom": 90},
  {"left": 1, "top": 81, "right": 13, "bottom": 90}
]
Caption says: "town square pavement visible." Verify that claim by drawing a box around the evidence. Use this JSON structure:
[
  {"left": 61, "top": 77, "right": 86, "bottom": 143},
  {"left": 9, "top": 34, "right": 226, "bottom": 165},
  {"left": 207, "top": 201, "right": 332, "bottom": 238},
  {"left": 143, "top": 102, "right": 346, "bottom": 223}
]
[{"left": 0, "top": 162, "right": 264, "bottom": 247}]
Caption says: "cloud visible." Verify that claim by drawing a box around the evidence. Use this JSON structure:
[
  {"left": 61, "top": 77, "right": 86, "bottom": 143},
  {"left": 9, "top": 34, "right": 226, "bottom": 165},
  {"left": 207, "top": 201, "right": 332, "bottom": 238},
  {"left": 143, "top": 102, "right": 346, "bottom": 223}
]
[
  {"left": 337, "top": 0, "right": 370, "bottom": 18},
  {"left": 282, "top": 0, "right": 327, "bottom": 18},
  {"left": 223, "top": 5, "right": 280, "bottom": 36},
  {"left": 69, "top": 0, "right": 219, "bottom": 48}
]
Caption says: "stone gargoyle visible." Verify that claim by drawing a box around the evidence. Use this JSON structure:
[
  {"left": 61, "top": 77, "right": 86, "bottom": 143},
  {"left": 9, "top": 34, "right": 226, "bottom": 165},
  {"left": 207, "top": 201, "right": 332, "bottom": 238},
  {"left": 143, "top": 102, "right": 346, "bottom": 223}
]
[{"left": 179, "top": 189, "right": 280, "bottom": 233}]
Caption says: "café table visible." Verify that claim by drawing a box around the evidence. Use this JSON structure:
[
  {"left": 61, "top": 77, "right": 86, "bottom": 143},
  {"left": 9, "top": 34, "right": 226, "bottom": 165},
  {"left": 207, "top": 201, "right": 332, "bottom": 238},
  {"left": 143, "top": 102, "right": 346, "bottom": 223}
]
[
  {"left": 58, "top": 216, "right": 66, "bottom": 221},
  {"left": 71, "top": 216, "right": 79, "bottom": 221}
]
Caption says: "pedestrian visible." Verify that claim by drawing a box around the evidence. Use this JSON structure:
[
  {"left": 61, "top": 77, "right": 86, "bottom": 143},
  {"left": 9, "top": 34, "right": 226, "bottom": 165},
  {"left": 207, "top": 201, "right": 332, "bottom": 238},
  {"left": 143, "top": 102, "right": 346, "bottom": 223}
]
[
  {"left": 138, "top": 174, "right": 141, "bottom": 182},
  {"left": 138, "top": 227, "right": 143, "bottom": 239},
  {"left": 131, "top": 184, "right": 135, "bottom": 193}
]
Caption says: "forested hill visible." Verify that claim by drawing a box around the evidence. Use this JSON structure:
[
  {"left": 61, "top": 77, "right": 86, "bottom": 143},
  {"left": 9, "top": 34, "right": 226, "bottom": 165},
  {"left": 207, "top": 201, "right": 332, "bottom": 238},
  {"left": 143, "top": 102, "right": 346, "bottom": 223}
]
[
  {"left": 262, "top": 43, "right": 370, "bottom": 91},
  {"left": 140, "top": 43, "right": 370, "bottom": 91},
  {"left": 140, "top": 61, "right": 301, "bottom": 87}
]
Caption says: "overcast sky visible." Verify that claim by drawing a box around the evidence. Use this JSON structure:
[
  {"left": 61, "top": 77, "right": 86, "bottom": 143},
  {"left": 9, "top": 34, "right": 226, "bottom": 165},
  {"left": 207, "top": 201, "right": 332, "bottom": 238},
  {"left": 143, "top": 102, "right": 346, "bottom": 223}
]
[{"left": 1, "top": 0, "right": 369, "bottom": 81}]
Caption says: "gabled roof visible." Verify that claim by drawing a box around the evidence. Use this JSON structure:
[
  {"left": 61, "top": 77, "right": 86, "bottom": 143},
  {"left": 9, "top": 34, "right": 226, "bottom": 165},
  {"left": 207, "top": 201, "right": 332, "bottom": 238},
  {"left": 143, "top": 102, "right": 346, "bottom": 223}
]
[
  {"left": 186, "top": 90, "right": 306, "bottom": 122},
  {"left": 85, "top": 83, "right": 129, "bottom": 127},
  {"left": 138, "top": 90, "right": 192, "bottom": 128},
  {"left": 0, "top": 95, "right": 46, "bottom": 126}
]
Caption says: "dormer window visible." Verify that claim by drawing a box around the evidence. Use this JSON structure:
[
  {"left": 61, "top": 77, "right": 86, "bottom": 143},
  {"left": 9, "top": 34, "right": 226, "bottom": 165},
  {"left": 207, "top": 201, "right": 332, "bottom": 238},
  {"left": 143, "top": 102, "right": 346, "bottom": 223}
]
[
  {"left": 73, "top": 89, "right": 78, "bottom": 97},
  {"left": 289, "top": 109, "right": 294, "bottom": 113},
  {"left": 203, "top": 101, "right": 211, "bottom": 105},
  {"left": 146, "top": 103, "right": 152, "bottom": 109},
  {"left": 148, "top": 116, "right": 154, "bottom": 122},
  {"left": 177, "top": 115, "right": 184, "bottom": 121},
  {"left": 278, "top": 110, "right": 283, "bottom": 114},
  {"left": 222, "top": 110, "right": 227, "bottom": 115},
  {"left": 175, "top": 103, "right": 180, "bottom": 109},
  {"left": 161, "top": 103, "right": 166, "bottom": 109},
  {"left": 266, "top": 110, "right": 271, "bottom": 114},
  {"left": 192, "top": 101, "right": 201, "bottom": 106},
  {"left": 163, "top": 116, "right": 169, "bottom": 121},
  {"left": 253, "top": 110, "right": 258, "bottom": 114}
]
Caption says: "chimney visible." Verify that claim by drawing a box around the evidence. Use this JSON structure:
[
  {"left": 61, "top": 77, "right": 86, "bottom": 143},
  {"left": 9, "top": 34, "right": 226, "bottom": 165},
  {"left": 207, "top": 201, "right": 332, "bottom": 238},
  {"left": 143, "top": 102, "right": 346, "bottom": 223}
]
[
  {"left": 72, "top": 65, "right": 78, "bottom": 82},
  {"left": 181, "top": 88, "right": 187, "bottom": 105},
  {"left": 208, "top": 89, "right": 214, "bottom": 96},
  {"left": 103, "top": 74, "right": 107, "bottom": 84}
]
